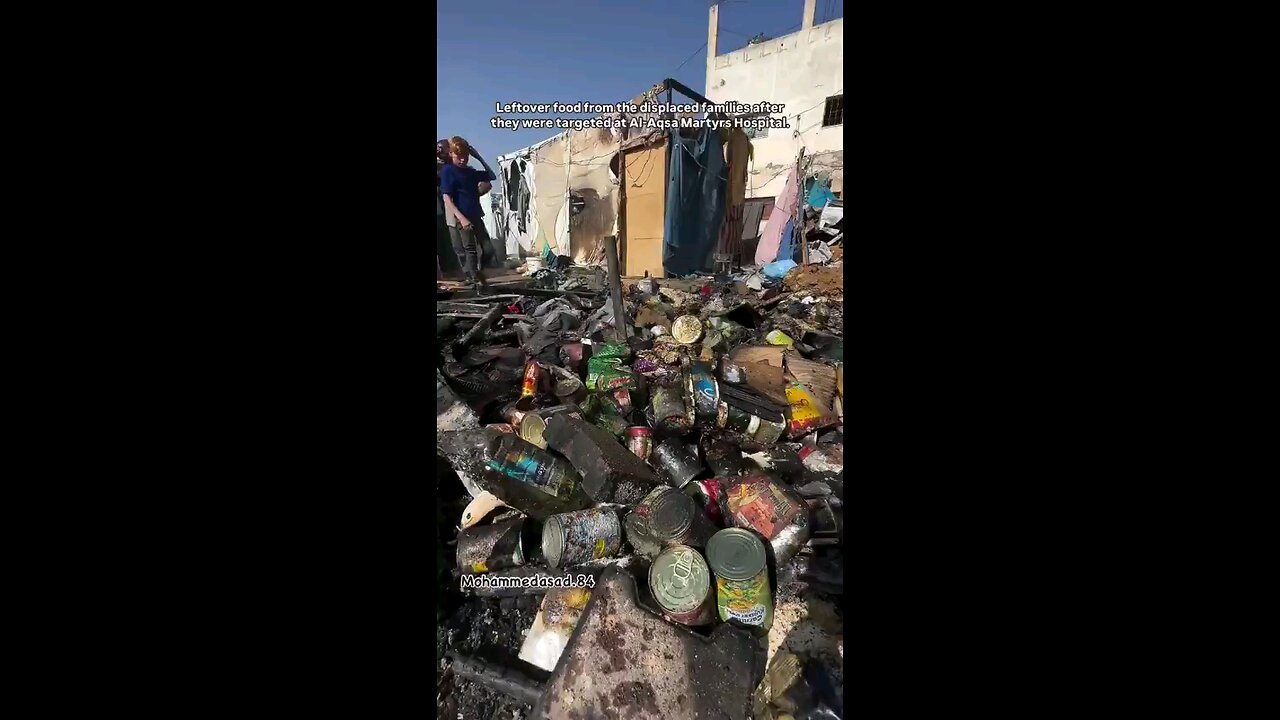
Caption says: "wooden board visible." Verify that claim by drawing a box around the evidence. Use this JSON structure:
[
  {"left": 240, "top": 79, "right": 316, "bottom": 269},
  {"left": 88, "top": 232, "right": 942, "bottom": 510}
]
[{"left": 622, "top": 143, "right": 668, "bottom": 278}]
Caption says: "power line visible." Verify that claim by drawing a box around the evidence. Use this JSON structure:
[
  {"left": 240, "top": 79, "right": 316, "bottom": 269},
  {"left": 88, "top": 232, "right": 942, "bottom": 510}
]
[{"left": 672, "top": 41, "right": 708, "bottom": 74}]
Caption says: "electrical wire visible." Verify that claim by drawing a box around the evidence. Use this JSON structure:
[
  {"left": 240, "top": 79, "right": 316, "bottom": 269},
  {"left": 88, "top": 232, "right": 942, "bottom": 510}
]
[{"left": 672, "top": 42, "right": 708, "bottom": 74}]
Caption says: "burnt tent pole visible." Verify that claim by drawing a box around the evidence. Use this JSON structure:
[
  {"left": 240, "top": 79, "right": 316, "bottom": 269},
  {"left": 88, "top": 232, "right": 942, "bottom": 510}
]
[{"left": 604, "top": 235, "right": 629, "bottom": 341}]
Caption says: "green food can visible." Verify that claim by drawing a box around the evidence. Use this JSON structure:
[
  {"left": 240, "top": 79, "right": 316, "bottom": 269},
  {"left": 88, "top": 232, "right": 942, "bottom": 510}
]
[{"left": 706, "top": 528, "right": 773, "bottom": 632}]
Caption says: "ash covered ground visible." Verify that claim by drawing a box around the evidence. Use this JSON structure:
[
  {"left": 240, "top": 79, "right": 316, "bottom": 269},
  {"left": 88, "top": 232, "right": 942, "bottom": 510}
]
[{"left": 437, "top": 596, "right": 540, "bottom": 720}]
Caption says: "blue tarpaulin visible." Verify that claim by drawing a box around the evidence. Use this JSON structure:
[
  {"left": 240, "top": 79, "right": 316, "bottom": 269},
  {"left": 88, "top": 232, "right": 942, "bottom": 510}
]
[
  {"left": 806, "top": 177, "right": 836, "bottom": 210},
  {"left": 776, "top": 218, "right": 796, "bottom": 264},
  {"left": 764, "top": 258, "right": 797, "bottom": 279},
  {"left": 663, "top": 128, "right": 726, "bottom": 277}
]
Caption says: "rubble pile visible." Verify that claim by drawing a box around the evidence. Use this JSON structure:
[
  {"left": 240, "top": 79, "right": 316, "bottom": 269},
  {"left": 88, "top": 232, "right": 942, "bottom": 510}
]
[{"left": 437, "top": 266, "right": 843, "bottom": 720}]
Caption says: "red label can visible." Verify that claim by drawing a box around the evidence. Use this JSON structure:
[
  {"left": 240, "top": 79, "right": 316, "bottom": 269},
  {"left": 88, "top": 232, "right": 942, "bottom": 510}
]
[
  {"left": 626, "top": 425, "right": 653, "bottom": 461},
  {"left": 518, "top": 361, "right": 544, "bottom": 409}
]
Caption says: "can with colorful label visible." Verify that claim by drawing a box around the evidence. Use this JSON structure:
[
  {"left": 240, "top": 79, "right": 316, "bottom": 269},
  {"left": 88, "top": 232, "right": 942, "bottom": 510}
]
[
  {"left": 517, "top": 361, "right": 545, "bottom": 409},
  {"left": 542, "top": 507, "right": 622, "bottom": 569},
  {"left": 626, "top": 426, "right": 653, "bottom": 461},
  {"left": 706, "top": 528, "right": 772, "bottom": 632},
  {"left": 685, "top": 363, "right": 720, "bottom": 428},
  {"left": 723, "top": 474, "right": 810, "bottom": 565}
]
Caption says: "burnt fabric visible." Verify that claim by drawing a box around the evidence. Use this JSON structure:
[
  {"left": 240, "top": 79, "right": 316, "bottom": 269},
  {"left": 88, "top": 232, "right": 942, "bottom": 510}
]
[{"left": 663, "top": 128, "right": 726, "bottom": 276}]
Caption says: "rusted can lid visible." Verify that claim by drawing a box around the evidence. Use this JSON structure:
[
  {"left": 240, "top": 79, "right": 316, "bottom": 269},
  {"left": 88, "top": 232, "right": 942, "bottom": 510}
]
[
  {"left": 520, "top": 413, "right": 548, "bottom": 449},
  {"left": 706, "top": 528, "right": 767, "bottom": 581},
  {"left": 649, "top": 544, "right": 711, "bottom": 614},
  {"left": 650, "top": 489, "right": 696, "bottom": 541},
  {"left": 541, "top": 515, "right": 565, "bottom": 569},
  {"left": 671, "top": 315, "right": 703, "bottom": 344}
]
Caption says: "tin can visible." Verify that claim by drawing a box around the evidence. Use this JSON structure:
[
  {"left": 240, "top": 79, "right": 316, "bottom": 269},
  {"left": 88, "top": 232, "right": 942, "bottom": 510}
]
[
  {"left": 623, "top": 485, "right": 679, "bottom": 558},
  {"left": 684, "top": 478, "right": 727, "bottom": 525},
  {"left": 671, "top": 315, "right": 703, "bottom": 344},
  {"left": 612, "top": 388, "right": 633, "bottom": 416},
  {"left": 651, "top": 436, "right": 703, "bottom": 489},
  {"left": 559, "top": 342, "right": 588, "bottom": 375},
  {"left": 581, "top": 394, "right": 629, "bottom": 437},
  {"left": 457, "top": 515, "right": 527, "bottom": 575},
  {"left": 542, "top": 507, "right": 623, "bottom": 569},
  {"left": 553, "top": 373, "right": 587, "bottom": 405},
  {"left": 725, "top": 403, "right": 754, "bottom": 434},
  {"left": 649, "top": 544, "right": 714, "bottom": 626},
  {"left": 706, "top": 528, "right": 773, "bottom": 632},
  {"left": 485, "top": 423, "right": 516, "bottom": 434},
  {"left": 685, "top": 363, "right": 720, "bottom": 428},
  {"left": 751, "top": 418, "right": 786, "bottom": 446},
  {"left": 521, "top": 404, "right": 583, "bottom": 449},
  {"left": 519, "top": 414, "right": 549, "bottom": 449},
  {"left": 594, "top": 413, "right": 631, "bottom": 438},
  {"left": 648, "top": 485, "right": 716, "bottom": 549},
  {"left": 517, "top": 361, "right": 544, "bottom": 409},
  {"left": 501, "top": 402, "right": 528, "bottom": 430},
  {"left": 649, "top": 385, "right": 693, "bottom": 434},
  {"left": 723, "top": 474, "right": 810, "bottom": 565},
  {"left": 701, "top": 437, "right": 743, "bottom": 477},
  {"left": 626, "top": 426, "right": 653, "bottom": 461}
]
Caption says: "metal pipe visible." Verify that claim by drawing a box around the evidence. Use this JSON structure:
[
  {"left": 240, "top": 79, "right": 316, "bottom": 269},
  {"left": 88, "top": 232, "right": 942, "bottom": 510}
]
[{"left": 445, "top": 652, "right": 545, "bottom": 705}]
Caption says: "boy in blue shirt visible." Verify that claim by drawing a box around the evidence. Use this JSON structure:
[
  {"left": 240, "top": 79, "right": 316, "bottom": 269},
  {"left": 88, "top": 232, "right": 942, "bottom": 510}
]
[{"left": 440, "top": 136, "right": 498, "bottom": 287}]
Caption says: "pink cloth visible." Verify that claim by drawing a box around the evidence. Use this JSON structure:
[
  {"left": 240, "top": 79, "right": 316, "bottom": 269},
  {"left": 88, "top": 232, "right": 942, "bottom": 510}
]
[{"left": 753, "top": 167, "right": 800, "bottom": 266}]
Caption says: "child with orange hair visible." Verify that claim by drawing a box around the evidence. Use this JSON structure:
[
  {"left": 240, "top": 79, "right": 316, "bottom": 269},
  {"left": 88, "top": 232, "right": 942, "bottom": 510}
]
[{"left": 440, "top": 136, "right": 498, "bottom": 287}]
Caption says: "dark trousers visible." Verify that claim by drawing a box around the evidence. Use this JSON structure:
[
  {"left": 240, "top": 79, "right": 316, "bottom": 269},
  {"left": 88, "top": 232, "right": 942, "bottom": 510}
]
[{"left": 447, "top": 222, "right": 491, "bottom": 275}]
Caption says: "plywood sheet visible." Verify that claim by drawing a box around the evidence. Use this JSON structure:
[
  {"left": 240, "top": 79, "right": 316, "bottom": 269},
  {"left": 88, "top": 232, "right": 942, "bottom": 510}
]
[{"left": 623, "top": 142, "right": 668, "bottom": 278}]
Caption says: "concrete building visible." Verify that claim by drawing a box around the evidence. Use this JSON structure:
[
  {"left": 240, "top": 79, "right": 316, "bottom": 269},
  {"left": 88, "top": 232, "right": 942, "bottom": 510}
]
[{"left": 705, "top": 0, "right": 843, "bottom": 200}]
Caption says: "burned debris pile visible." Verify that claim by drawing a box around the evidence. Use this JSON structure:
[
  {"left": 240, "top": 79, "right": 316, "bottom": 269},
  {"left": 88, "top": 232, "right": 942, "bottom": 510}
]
[{"left": 437, "top": 266, "right": 843, "bottom": 720}]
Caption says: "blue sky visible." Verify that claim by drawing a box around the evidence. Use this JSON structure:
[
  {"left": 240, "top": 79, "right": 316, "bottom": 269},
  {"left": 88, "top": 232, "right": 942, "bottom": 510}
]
[{"left": 436, "top": 0, "right": 842, "bottom": 172}]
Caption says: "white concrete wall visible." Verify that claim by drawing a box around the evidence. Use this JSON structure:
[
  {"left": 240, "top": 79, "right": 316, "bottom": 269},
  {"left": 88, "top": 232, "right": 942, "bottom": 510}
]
[{"left": 706, "top": 18, "right": 843, "bottom": 199}]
